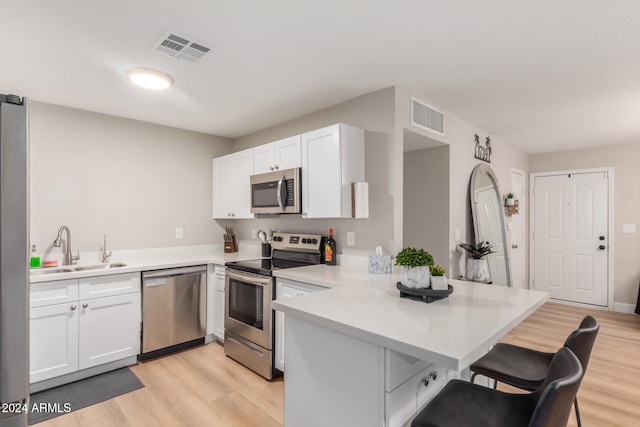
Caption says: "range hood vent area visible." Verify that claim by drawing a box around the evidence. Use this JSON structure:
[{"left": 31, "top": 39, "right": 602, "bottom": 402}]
[
  {"left": 411, "top": 97, "right": 445, "bottom": 135},
  {"left": 152, "top": 30, "right": 212, "bottom": 63}
]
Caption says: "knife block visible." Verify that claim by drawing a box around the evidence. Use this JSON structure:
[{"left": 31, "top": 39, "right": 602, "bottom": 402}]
[{"left": 224, "top": 236, "right": 238, "bottom": 253}]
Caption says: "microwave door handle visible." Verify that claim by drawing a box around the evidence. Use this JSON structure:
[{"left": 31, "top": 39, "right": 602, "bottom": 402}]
[{"left": 277, "top": 175, "right": 285, "bottom": 210}]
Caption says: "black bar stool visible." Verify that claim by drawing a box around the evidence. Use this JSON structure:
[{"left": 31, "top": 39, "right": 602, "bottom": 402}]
[
  {"left": 411, "top": 347, "right": 584, "bottom": 427},
  {"left": 469, "top": 315, "right": 599, "bottom": 427}
]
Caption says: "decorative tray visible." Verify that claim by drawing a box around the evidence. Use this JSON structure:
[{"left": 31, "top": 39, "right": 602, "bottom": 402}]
[{"left": 396, "top": 282, "right": 454, "bottom": 303}]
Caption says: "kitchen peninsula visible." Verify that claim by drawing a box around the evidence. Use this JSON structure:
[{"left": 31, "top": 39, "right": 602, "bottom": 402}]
[{"left": 272, "top": 265, "right": 548, "bottom": 427}]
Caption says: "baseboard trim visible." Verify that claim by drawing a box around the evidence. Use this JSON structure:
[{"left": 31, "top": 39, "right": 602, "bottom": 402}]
[{"left": 613, "top": 302, "right": 636, "bottom": 314}]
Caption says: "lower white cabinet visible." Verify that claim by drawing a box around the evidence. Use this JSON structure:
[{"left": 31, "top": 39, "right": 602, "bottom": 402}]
[
  {"left": 274, "top": 277, "right": 326, "bottom": 372},
  {"left": 30, "top": 302, "right": 79, "bottom": 383},
  {"left": 214, "top": 265, "right": 226, "bottom": 340},
  {"left": 29, "top": 273, "right": 141, "bottom": 384}
]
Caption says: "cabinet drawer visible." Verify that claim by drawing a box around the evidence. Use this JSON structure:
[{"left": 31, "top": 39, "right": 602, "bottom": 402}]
[
  {"left": 79, "top": 273, "right": 141, "bottom": 299},
  {"left": 386, "top": 364, "right": 447, "bottom": 427},
  {"left": 385, "top": 349, "right": 430, "bottom": 392},
  {"left": 30, "top": 279, "right": 79, "bottom": 308}
]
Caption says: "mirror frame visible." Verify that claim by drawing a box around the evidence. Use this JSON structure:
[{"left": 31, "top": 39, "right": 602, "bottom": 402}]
[{"left": 469, "top": 163, "right": 512, "bottom": 287}]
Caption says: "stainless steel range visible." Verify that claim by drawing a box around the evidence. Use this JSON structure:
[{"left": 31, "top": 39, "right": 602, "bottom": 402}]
[{"left": 224, "top": 232, "right": 324, "bottom": 380}]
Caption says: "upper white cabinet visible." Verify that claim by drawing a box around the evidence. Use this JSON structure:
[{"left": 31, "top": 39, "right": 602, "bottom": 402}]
[
  {"left": 253, "top": 135, "right": 301, "bottom": 174},
  {"left": 212, "top": 148, "right": 254, "bottom": 219},
  {"left": 301, "top": 123, "right": 365, "bottom": 218}
]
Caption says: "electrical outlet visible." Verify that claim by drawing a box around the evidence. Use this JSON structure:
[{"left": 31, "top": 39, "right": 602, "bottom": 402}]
[
  {"left": 623, "top": 224, "right": 636, "bottom": 233},
  {"left": 175, "top": 227, "right": 183, "bottom": 239},
  {"left": 251, "top": 229, "right": 257, "bottom": 239},
  {"left": 347, "top": 232, "right": 355, "bottom": 246},
  {"left": 454, "top": 228, "right": 461, "bottom": 242}
]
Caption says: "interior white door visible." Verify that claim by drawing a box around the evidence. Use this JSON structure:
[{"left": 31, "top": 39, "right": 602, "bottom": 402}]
[
  {"left": 532, "top": 172, "right": 609, "bottom": 306},
  {"left": 510, "top": 169, "right": 526, "bottom": 289}
]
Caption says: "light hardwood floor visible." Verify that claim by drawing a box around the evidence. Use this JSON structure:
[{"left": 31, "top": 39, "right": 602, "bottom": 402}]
[{"left": 37, "top": 301, "right": 640, "bottom": 426}]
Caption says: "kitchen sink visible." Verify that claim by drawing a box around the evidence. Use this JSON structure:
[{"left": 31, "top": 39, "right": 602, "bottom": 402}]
[{"left": 30, "top": 262, "right": 127, "bottom": 276}]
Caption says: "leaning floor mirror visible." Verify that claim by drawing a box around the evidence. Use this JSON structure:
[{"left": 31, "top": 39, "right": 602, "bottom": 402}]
[{"left": 469, "top": 163, "right": 511, "bottom": 286}]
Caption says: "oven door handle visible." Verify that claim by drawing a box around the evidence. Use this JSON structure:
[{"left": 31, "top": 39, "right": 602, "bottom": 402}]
[
  {"left": 277, "top": 175, "right": 285, "bottom": 210},
  {"left": 227, "top": 269, "right": 271, "bottom": 287}
]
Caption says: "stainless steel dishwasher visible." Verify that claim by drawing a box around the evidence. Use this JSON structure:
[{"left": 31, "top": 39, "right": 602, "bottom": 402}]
[{"left": 140, "top": 265, "right": 206, "bottom": 359}]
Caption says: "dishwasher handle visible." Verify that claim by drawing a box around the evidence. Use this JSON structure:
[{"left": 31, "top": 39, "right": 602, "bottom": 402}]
[{"left": 142, "top": 265, "right": 207, "bottom": 279}]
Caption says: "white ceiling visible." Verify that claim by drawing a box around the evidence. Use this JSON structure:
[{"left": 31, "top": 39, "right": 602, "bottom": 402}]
[{"left": 3, "top": 1, "right": 640, "bottom": 154}]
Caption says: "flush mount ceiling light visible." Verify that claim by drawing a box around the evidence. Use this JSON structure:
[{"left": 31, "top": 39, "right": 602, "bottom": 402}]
[{"left": 125, "top": 67, "right": 174, "bottom": 90}]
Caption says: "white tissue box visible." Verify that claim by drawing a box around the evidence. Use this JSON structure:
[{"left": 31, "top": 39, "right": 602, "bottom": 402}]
[{"left": 368, "top": 255, "right": 392, "bottom": 274}]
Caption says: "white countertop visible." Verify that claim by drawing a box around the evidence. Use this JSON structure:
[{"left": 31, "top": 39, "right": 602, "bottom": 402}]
[
  {"left": 273, "top": 264, "right": 549, "bottom": 371},
  {"left": 29, "top": 243, "right": 262, "bottom": 283}
]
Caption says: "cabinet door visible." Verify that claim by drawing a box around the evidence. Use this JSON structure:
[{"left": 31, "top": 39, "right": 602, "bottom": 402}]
[
  {"left": 253, "top": 143, "right": 275, "bottom": 174},
  {"left": 214, "top": 267, "right": 226, "bottom": 340},
  {"left": 213, "top": 154, "right": 234, "bottom": 219},
  {"left": 30, "top": 303, "right": 79, "bottom": 383},
  {"left": 274, "top": 135, "right": 301, "bottom": 170},
  {"left": 78, "top": 293, "right": 141, "bottom": 370},
  {"left": 206, "top": 265, "right": 216, "bottom": 336},
  {"left": 213, "top": 149, "right": 254, "bottom": 219},
  {"left": 232, "top": 148, "right": 255, "bottom": 218},
  {"left": 301, "top": 125, "right": 342, "bottom": 218},
  {"left": 275, "top": 279, "right": 320, "bottom": 372}
]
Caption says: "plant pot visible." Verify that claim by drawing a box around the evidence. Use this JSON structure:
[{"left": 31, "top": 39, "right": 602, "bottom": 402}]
[
  {"left": 505, "top": 198, "right": 515, "bottom": 206},
  {"left": 430, "top": 274, "right": 448, "bottom": 291},
  {"left": 400, "top": 266, "right": 430, "bottom": 289},
  {"left": 466, "top": 258, "right": 491, "bottom": 283}
]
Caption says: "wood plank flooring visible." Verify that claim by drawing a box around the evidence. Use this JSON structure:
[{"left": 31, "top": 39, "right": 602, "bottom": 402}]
[{"left": 37, "top": 302, "right": 640, "bottom": 426}]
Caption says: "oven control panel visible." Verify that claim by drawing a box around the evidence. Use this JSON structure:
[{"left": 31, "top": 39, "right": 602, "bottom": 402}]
[{"left": 271, "top": 232, "right": 323, "bottom": 253}]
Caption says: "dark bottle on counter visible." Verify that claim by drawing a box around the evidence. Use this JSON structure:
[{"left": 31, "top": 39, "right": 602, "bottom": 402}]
[{"left": 324, "top": 228, "right": 337, "bottom": 265}]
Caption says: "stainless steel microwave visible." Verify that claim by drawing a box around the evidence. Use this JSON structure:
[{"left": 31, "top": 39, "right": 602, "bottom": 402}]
[{"left": 250, "top": 167, "right": 301, "bottom": 214}]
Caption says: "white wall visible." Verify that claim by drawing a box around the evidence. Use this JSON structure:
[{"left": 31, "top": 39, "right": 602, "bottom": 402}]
[
  {"left": 530, "top": 141, "right": 640, "bottom": 306},
  {"left": 29, "top": 102, "right": 232, "bottom": 259}
]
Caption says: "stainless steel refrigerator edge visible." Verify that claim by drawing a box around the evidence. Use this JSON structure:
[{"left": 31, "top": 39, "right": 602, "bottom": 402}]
[{"left": 0, "top": 97, "right": 29, "bottom": 427}]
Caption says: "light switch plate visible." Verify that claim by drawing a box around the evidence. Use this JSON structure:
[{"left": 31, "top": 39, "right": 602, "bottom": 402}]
[
  {"left": 347, "top": 232, "right": 355, "bottom": 246},
  {"left": 623, "top": 224, "right": 636, "bottom": 233},
  {"left": 175, "top": 227, "right": 183, "bottom": 239}
]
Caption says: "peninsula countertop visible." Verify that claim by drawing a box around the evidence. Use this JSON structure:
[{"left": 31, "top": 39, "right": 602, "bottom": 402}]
[{"left": 273, "top": 264, "right": 549, "bottom": 371}]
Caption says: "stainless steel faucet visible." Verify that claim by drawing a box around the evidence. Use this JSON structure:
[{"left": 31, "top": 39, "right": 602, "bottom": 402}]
[
  {"left": 101, "top": 234, "right": 111, "bottom": 263},
  {"left": 53, "top": 225, "right": 80, "bottom": 265}
]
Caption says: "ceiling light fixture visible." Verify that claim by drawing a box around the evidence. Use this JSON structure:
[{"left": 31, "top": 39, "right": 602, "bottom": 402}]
[{"left": 125, "top": 67, "right": 174, "bottom": 90}]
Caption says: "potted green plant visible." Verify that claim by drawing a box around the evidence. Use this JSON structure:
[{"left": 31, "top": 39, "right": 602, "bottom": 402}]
[
  {"left": 458, "top": 241, "right": 494, "bottom": 283},
  {"left": 430, "top": 264, "right": 448, "bottom": 290},
  {"left": 505, "top": 192, "right": 515, "bottom": 206},
  {"left": 395, "top": 247, "right": 434, "bottom": 289}
]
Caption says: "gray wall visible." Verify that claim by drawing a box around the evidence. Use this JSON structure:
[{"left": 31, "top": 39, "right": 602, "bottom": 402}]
[
  {"left": 530, "top": 141, "right": 640, "bottom": 306},
  {"left": 29, "top": 102, "right": 232, "bottom": 258},
  {"left": 403, "top": 146, "right": 450, "bottom": 271}
]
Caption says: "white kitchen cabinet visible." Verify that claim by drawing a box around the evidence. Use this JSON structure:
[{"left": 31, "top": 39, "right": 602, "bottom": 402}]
[
  {"left": 301, "top": 123, "right": 365, "bottom": 218},
  {"left": 214, "top": 265, "right": 226, "bottom": 340},
  {"left": 253, "top": 135, "right": 302, "bottom": 174},
  {"left": 212, "top": 148, "right": 254, "bottom": 219},
  {"left": 78, "top": 292, "right": 141, "bottom": 370},
  {"left": 29, "top": 272, "right": 141, "bottom": 385},
  {"left": 30, "top": 301, "right": 79, "bottom": 383},
  {"left": 274, "top": 277, "right": 326, "bottom": 372}
]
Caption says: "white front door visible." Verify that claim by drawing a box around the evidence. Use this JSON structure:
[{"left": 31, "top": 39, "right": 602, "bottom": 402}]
[
  {"left": 532, "top": 171, "right": 609, "bottom": 306},
  {"left": 510, "top": 169, "right": 526, "bottom": 289}
]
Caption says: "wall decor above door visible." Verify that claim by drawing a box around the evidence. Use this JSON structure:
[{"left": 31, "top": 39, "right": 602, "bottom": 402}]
[{"left": 474, "top": 133, "right": 492, "bottom": 163}]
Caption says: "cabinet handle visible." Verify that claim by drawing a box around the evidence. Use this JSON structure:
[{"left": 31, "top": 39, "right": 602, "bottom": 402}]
[
  {"left": 275, "top": 165, "right": 279, "bottom": 170},
  {"left": 270, "top": 166, "right": 274, "bottom": 171},
  {"left": 430, "top": 371, "right": 438, "bottom": 381},
  {"left": 70, "top": 305, "right": 77, "bottom": 311},
  {"left": 82, "top": 303, "right": 88, "bottom": 309},
  {"left": 421, "top": 376, "right": 430, "bottom": 387}
]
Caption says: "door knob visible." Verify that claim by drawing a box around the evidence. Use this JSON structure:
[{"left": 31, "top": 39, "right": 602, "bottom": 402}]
[
  {"left": 512, "top": 244, "right": 519, "bottom": 249},
  {"left": 599, "top": 236, "right": 605, "bottom": 241},
  {"left": 598, "top": 245, "right": 606, "bottom": 250}
]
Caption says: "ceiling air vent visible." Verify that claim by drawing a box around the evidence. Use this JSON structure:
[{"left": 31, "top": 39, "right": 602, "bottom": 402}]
[
  {"left": 152, "top": 30, "right": 212, "bottom": 63},
  {"left": 411, "top": 97, "right": 445, "bottom": 135}
]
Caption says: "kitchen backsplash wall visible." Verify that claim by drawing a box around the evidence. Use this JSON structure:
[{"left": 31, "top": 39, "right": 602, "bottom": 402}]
[{"left": 29, "top": 101, "right": 233, "bottom": 257}]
